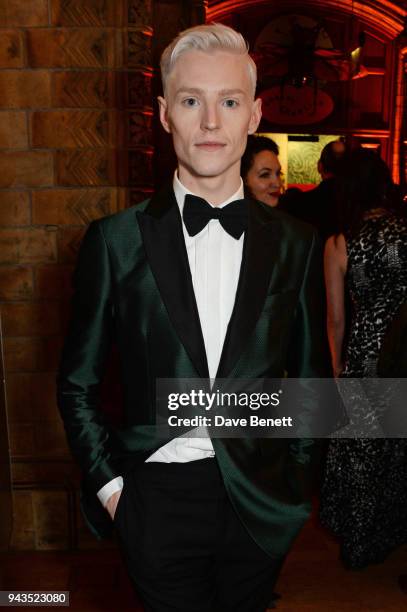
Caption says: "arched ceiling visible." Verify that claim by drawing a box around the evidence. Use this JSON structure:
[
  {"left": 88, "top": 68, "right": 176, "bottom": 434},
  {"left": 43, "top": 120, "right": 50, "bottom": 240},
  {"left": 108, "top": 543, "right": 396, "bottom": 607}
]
[{"left": 207, "top": 1, "right": 407, "bottom": 40}]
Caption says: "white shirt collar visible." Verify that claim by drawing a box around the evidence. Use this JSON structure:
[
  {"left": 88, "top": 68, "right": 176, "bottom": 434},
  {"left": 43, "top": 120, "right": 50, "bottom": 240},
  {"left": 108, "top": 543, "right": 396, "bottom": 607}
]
[{"left": 173, "top": 171, "right": 244, "bottom": 215}]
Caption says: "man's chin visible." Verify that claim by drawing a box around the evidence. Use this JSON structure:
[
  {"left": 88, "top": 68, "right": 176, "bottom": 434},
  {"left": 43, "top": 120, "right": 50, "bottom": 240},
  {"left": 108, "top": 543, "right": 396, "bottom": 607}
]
[{"left": 186, "top": 163, "right": 233, "bottom": 179}]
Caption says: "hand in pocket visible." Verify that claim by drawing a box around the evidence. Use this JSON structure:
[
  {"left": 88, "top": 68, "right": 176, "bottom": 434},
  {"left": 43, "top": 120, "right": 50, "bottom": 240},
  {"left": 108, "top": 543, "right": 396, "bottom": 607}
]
[{"left": 106, "top": 489, "right": 123, "bottom": 521}]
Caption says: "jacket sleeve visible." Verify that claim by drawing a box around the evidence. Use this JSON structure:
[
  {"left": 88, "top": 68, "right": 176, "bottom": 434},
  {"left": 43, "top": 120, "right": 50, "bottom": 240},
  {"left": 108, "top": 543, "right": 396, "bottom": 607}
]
[
  {"left": 285, "top": 230, "right": 333, "bottom": 466},
  {"left": 57, "top": 220, "right": 119, "bottom": 494},
  {"left": 287, "top": 231, "right": 330, "bottom": 377}
]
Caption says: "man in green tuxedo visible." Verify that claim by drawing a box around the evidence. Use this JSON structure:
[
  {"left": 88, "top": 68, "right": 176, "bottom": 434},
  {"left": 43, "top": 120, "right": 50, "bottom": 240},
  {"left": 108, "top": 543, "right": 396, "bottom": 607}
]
[{"left": 58, "top": 23, "right": 329, "bottom": 612}]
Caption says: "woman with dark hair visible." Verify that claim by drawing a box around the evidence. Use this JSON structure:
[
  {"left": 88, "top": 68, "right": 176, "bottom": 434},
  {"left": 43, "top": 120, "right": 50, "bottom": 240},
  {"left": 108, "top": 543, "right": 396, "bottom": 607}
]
[
  {"left": 320, "top": 148, "right": 407, "bottom": 569},
  {"left": 241, "top": 135, "right": 283, "bottom": 207}
]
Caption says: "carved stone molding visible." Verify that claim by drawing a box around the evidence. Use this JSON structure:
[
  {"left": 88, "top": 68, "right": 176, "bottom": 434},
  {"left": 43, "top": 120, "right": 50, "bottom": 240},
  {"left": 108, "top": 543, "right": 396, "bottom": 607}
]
[
  {"left": 128, "top": 111, "right": 153, "bottom": 146},
  {"left": 128, "top": 0, "right": 153, "bottom": 26},
  {"left": 127, "top": 71, "right": 154, "bottom": 110},
  {"left": 127, "top": 29, "right": 153, "bottom": 68},
  {"left": 121, "top": 1, "right": 154, "bottom": 197},
  {"left": 50, "top": 0, "right": 120, "bottom": 27}
]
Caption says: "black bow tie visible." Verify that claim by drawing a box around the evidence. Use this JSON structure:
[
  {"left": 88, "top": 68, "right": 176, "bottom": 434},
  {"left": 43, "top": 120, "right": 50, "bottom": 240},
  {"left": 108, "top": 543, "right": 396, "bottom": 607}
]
[{"left": 182, "top": 194, "right": 248, "bottom": 240}]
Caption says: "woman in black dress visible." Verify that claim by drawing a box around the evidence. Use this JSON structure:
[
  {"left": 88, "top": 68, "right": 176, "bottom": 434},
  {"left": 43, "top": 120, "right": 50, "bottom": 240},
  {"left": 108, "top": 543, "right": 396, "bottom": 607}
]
[{"left": 320, "top": 148, "right": 407, "bottom": 569}]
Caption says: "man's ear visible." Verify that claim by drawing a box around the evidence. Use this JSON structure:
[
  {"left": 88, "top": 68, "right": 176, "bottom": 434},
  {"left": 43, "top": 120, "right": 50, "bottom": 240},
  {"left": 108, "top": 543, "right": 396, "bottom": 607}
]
[
  {"left": 248, "top": 97, "right": 262, "bottom": 134},
  {"left": 157, "top": 96, "right": 171, "bottom": 134}
]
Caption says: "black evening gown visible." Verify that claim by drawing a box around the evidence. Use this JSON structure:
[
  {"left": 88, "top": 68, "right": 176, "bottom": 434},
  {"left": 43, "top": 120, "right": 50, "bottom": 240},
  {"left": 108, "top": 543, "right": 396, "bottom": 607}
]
[{"left": 320, "top": 214, "right": 407, "bottom": 569}]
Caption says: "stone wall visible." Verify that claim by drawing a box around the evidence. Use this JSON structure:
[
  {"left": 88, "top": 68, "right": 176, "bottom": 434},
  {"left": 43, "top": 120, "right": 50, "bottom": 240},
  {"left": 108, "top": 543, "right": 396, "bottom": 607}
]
[{"left": 0, "top": 0, "right": 207, "bottom": 552}]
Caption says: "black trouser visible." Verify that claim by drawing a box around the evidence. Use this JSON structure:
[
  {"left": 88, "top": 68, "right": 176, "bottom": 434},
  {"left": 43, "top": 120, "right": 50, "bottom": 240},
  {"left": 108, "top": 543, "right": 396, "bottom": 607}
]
[{"left": 114, "top": 458, "right": 283, "bottom": 612}]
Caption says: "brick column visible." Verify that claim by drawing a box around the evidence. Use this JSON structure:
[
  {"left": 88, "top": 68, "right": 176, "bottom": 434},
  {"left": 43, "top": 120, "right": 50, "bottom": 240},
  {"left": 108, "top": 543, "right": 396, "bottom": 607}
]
[
  {"left": 0, "top": 0, "right": 205, "bottom": 550},
  {"left": 0, "top": 0, "right": 127, "bottom": 551}
]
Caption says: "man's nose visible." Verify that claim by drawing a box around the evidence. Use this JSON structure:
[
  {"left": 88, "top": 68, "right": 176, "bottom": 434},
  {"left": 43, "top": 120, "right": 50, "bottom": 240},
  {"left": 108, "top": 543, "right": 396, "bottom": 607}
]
[{"left": 201, "top": 103, "right": 220, "bottom": 131}]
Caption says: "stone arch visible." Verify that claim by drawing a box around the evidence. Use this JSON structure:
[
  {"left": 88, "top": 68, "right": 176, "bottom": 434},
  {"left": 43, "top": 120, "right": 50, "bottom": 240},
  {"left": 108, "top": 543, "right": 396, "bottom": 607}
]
[{"left": 207, "top": 1, "right": 406, "bottom": 41}]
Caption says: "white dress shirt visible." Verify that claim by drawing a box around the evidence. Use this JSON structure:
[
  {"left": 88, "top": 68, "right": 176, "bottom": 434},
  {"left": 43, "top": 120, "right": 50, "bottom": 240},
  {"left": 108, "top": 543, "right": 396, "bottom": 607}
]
[{"left": 97, "top": 172, "right": 245, "bottom": 506}]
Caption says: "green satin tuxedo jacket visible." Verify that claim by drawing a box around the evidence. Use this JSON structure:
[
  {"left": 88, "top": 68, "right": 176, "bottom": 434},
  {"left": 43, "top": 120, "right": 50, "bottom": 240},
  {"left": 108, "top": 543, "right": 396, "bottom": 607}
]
[{"left": 57, "top": 184, "right": 330, "bottom": 558}]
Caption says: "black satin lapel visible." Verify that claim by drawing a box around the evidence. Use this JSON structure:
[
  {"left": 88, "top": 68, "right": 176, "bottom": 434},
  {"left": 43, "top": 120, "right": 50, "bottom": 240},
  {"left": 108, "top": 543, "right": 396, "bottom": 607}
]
[
  {"left": 216, "top": 201, "right": 279, "bottom": 379},
  {"left": 137, "top": 185, "right": 209, "bottom": 379}
]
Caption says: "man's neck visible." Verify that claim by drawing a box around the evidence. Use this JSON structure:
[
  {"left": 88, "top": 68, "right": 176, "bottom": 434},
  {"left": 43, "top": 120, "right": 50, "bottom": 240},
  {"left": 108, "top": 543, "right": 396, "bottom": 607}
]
[{"left": 177, "top": 166, "right": 242, "bottom": 206}]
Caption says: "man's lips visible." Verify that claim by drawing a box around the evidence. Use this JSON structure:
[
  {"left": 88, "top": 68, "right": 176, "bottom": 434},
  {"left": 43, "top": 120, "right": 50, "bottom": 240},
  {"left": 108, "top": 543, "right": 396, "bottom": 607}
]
[
  {"left": 195, "top": 142, "right": 226, "bottom": 150},
  {"left": 269, "top": 192, "right": 280, "bottom": 198}
]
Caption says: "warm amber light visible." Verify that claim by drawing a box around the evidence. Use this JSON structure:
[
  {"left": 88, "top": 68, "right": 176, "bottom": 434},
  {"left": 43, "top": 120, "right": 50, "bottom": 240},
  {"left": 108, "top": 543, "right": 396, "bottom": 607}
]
[
  {"left": 207, "top": 1, "right": 406, "bottom": 39},
  {"left": 392, "top": 46, "right": 407, "bottom": 184}
]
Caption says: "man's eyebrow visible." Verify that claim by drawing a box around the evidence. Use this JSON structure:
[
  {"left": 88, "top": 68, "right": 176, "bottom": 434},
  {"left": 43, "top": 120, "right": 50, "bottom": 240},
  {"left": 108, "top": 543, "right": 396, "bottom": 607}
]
[
  {"left": 174, "top": 87, "right": 247, "bottom": 96},
  {"left": 218, "top": 88, "right": 246, "bottom": 95},
  {"left": 174, "top": 87, "right": 204, "bottom": 95}
]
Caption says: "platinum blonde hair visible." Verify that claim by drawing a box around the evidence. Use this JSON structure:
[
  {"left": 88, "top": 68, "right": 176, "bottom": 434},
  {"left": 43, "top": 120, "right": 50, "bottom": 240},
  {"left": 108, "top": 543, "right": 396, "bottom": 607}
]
[{"left": 160, "top": 23, "right": 257, "bottom": 97}]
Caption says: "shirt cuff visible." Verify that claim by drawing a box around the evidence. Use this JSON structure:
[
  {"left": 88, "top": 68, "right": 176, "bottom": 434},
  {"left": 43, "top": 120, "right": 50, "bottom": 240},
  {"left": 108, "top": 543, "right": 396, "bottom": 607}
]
[{"left": 97, "top": 476, "right": 123, "bottom": 508}]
